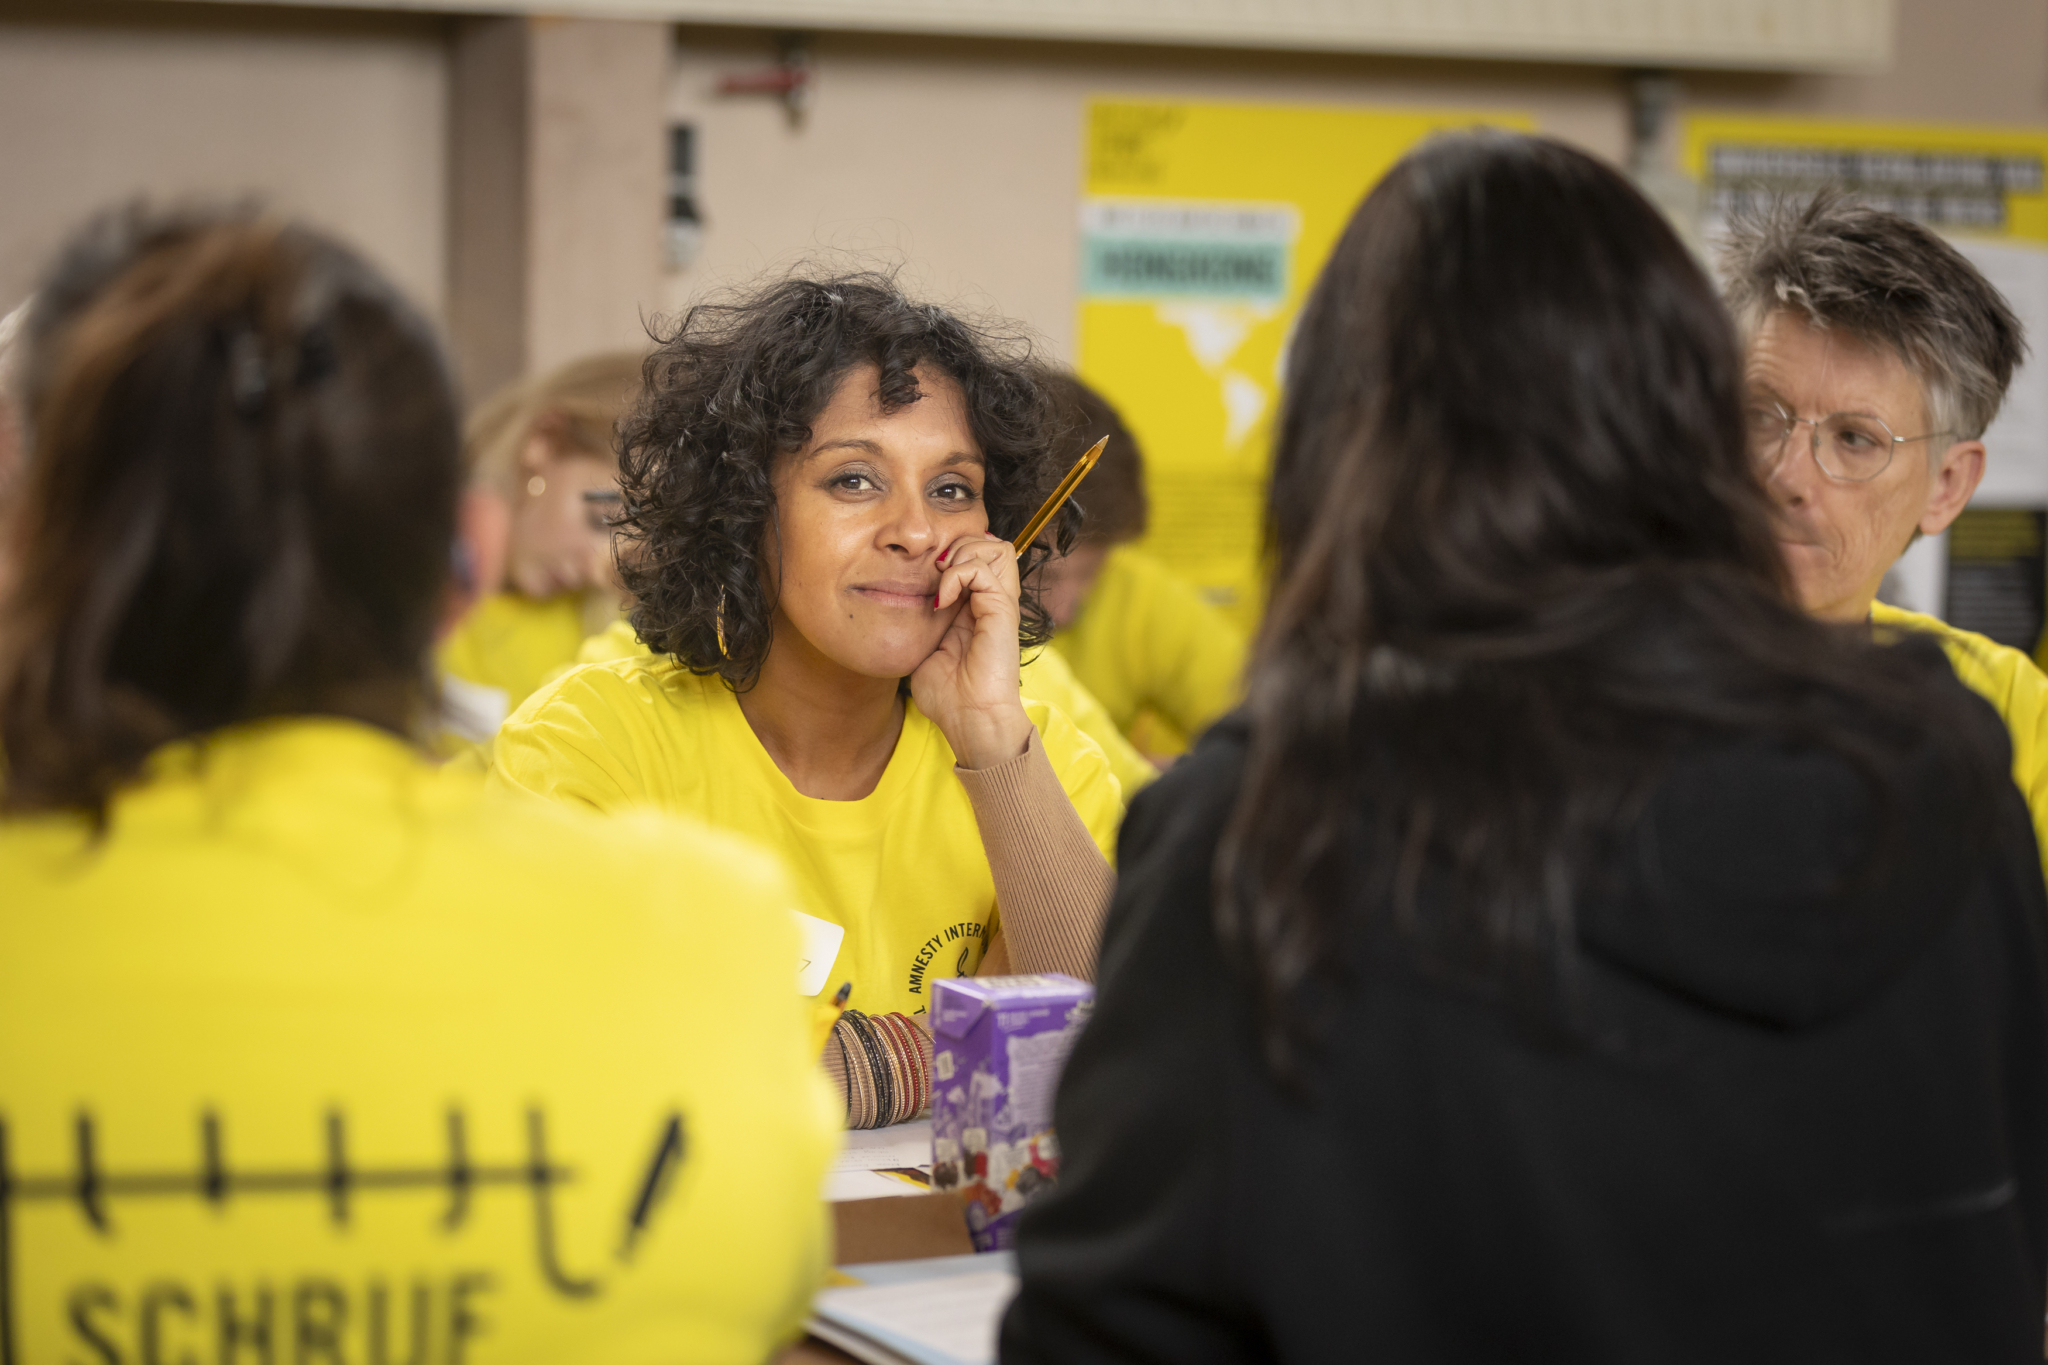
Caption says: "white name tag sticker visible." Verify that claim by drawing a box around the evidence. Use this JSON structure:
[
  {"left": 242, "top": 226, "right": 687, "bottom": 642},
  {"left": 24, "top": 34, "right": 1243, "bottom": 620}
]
[{"left": 793, "top": 910, "right": 846, "bottom": 997}]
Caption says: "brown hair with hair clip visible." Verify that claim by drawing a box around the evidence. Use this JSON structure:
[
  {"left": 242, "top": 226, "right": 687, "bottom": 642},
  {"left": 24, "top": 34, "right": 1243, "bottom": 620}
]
[{"left": 0, "top": 204, "right": 461, "bottom": 822}]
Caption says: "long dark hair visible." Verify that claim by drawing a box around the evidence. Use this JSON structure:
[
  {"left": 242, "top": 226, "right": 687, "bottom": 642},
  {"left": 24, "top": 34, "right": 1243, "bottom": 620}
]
[
  {"left": 1218, "top": 133, "right": 2005, "bottom": 1072},
  {"left": 0, "top": 205, "right": 462, "bottom": 821},
  {"left": 616, "top": 271, "right": 1077, "bottom": 689}
]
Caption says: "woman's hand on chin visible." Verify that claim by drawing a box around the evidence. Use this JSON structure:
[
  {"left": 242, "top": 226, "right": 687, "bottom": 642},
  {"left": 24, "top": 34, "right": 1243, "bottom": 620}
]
[{"left": 911, "top": 532, "right": 1034, "bottom": 770}]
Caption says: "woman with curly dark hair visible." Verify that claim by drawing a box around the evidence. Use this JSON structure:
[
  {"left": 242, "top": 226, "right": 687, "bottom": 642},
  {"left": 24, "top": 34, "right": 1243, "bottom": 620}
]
[{"left": 492, "top": 274, "right": 1121, "bottom": 1127}]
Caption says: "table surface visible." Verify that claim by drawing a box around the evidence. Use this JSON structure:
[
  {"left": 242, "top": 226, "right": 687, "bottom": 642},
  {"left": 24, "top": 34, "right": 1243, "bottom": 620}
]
[{"left": 774, "top": 1188, "right": 981, "bottom": 1364}]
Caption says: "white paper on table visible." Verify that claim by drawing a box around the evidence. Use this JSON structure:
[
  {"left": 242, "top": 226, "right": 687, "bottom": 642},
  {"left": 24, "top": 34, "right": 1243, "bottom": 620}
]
[
  {"left": 823, "top": 1120, "right": 934, "bottom": 1202},
  {"left": 832, "top": 1119, "right": 933, "bottom": 1174},
  {"left": 812, "top": 1269, "right": 1018, "bottom": 1365},
  {"left": 824, "top": 1168, "right": 932, "bottom": 1202}
]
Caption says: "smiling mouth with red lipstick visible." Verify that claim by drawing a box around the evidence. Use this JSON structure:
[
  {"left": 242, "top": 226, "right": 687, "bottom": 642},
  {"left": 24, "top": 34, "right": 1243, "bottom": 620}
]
[{"left": 849, "top": 578, "right": 940, "bottom": 608}]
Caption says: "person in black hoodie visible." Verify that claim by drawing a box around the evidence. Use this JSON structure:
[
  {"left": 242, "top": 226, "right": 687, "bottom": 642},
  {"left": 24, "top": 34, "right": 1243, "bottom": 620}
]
[{"left": 1001, "top": 132, "right": 2048, "bottom": 1364}]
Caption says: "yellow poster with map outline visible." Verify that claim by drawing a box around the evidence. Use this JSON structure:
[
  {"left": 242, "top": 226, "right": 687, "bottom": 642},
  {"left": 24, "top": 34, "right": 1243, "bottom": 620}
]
[{"left": 1076, "top": 100, "right": 1531, "bottom": 630}]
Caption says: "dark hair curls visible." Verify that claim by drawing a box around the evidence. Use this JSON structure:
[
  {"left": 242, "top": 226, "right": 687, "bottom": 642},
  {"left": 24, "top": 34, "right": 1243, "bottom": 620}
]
[{"left": 615, "top": 271, "right": 1077, "bottom": 688}]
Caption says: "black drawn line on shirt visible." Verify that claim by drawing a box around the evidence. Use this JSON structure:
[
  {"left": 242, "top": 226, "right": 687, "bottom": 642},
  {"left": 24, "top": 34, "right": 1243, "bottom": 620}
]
[
  {"left": 72, "top": 1113, "right": 106, "bottom": 1233},
  {"left": 201, "top": 1110, "right": 227, "bottom": 1208},
  {"left": 445, "top": 1106, "right": 472, "bottom": 1230},
  {"left": 0, "top": 1104, "right": 622, "bottom": 1365},
  {"left": 617, "top": 1113, "right": 686, "bottom": 1263},
  {"left": 526, "top": 1108, "right": 597, "bottom": 1298},
  {"left": 326, "top": 1109, "right": 350, "bottom": 1226}
]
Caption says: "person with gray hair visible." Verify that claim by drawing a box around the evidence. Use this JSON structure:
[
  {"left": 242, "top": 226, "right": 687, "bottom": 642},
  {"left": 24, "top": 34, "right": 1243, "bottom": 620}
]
[{"left": 1721, "top": 191, "right": 2048, "bottom": 870}]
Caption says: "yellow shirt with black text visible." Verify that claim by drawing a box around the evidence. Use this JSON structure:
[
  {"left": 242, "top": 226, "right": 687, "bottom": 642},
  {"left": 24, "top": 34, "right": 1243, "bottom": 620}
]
[
  {"left": 0, "top": 717, "right": 837, "bottom": 1365},
  {"left": 490, "top": 658, "right": 1123, "bottom": 1019}
]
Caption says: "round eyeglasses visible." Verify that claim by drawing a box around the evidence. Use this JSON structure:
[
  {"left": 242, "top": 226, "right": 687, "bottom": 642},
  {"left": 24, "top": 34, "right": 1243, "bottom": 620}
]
[{"left": 1745, "top": 400, "right": 1951, "bottom": 484}]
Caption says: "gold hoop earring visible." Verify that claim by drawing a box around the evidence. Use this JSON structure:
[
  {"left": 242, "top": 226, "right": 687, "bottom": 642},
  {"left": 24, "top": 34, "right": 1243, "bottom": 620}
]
[{"left": 715, "top": 588, "right": 730, "bottom": 660}]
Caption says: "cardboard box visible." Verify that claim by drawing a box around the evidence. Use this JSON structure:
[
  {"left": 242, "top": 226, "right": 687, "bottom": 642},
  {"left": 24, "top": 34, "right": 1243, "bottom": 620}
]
[{"left": 927, "top": 973, "right": 1093, "bottom": 1252}]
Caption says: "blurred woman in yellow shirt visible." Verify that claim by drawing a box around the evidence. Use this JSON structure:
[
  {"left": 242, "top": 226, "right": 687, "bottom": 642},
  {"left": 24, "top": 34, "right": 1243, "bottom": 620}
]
[
  {"left": 0, "top": 207, "right": 834, "bottom": 1363},
  {"left": 437, "top": 352, "right": 643, "bottom": 747},
  {"left": 1037, "top": 374, "right": 1247, "bottom": 762},
  {"left": 492, "top": 275, "right": 1121, "bottom": 1126}
]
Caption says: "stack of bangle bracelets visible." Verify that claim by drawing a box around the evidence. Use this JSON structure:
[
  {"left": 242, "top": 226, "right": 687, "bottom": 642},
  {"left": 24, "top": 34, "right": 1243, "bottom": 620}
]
[{"left": 834, "top": 1009, "right": 932, "bottom": 1129}]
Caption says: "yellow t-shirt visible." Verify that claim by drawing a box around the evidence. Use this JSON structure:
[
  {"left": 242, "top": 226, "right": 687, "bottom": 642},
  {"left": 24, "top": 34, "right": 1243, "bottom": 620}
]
[
  {"left": 1053, "top": 546, "right": 1247, "bottom": 754},
  {"left": 491, "top": 659, "right": 1123, "bottom": 1019},
  {"left": 1872, "top": 600, "right": 2048, "bottom": 874},
  {"left": 578, "top": 615, "right": 651, "bottom": 667},
  {"left": 438, "top": 592, "right": 594, "bottom": 741},
  {"left": 577, "top": 617, "right": 1157, "bottom": 795},
  {"left": 1019, "top": 644, "right": 1157, "bottom": 796},
  {"left": 0, "top": 717, "right": 837, "bottom": 1365}
]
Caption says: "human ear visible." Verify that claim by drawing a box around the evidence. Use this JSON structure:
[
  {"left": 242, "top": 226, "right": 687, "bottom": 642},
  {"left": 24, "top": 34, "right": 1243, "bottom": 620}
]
[
  {"left": 516, "top": 428, "right": 558, "bottom": 482},
  {"left": 437, "top": 488, "right": 509, "bottom": 640},
  {"left": 1919, "top": 439, "right": 1985, "bottom": 537}
]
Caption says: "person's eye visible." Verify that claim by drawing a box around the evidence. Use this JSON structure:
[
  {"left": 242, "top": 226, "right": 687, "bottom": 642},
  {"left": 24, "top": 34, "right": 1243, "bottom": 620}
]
[
  {"left": 930, "top": 480, "right": 981, "bottom": 504},
  {"left": 832, "top": 472, "right": 881, "bottom": 493}
]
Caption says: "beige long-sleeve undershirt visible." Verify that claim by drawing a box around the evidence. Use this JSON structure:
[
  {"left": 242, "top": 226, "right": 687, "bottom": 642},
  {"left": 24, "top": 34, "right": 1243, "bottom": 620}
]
[{"left": 953, "top": 727, "right": 1116, "bottom": 981}]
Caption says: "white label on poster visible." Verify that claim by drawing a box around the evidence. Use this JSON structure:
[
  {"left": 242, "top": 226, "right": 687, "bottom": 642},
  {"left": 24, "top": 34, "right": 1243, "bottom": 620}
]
[{"left": 1951, "top": 237, "right": 2048, "bottom": 506}]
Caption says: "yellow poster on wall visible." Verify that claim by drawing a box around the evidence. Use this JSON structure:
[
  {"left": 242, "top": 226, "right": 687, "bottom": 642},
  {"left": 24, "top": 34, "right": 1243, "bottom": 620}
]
[
  {"left": 1680, "top": 113, "right": 2048, "bottom": 244},
  {"left": 1077, "top": 100, "right": 1531, "bottom": 630}
]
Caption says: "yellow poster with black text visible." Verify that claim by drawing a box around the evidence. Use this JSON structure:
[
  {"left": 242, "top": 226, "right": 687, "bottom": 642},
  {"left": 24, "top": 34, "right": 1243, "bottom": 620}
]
[{"left": 1077, "top": 101, "right": 1531, "bottom": 631}]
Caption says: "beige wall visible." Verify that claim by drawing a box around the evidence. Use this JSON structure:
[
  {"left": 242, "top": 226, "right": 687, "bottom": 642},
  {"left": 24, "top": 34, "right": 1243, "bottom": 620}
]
[
  {"left": 664, "top": 30, "right": 1634, "bottom": 362},
  {"left": 663, "top": 0, "right": 2048, "bottom": 361},
  {"left": 0, "top": 2, "right": 449, "bottom": 321},
  {"left": 447, "top": 15, "right": 668, "bottom": 399},
  {"left": 525, "top": 17, "right": 668, "bottom": 374},
  {"left": 1688, "top": 0, "right": 2048, "bottom": 125},
  {"left": 0, "top": 0, "right": 2043, "bottom": 386}
]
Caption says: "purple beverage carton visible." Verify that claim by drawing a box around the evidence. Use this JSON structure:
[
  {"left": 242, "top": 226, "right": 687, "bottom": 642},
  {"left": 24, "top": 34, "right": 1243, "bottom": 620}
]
[{"left": 928, "top": 972, "right": 1094, "bottom": 1252}]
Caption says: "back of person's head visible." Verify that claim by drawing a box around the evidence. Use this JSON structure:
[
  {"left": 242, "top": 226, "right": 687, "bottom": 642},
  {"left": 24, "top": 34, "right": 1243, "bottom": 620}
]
[
  {"left": 0, "top": 205, "right": 461, "bottom": 820},
  {"left": 1266, "top": 132, "right": 1779, "bottom": 617},
  {"left": 1719, "top": 191, "right": 2024, "bottom": 443},
  {"left": 1223, "top": 132, "right": 2004, "bottom": 1070},
  {"left": 463, "top": 349, "right": 643, "bottom": 493},
  {"left": 1045, "top": 372, "right": 1147, "bottom": 547},
  {"left": 617, "top": 270, "right": 1072, "bottom": 686},
  {"left": 0, "top": 300, "right": 28, "bottom": 502}
]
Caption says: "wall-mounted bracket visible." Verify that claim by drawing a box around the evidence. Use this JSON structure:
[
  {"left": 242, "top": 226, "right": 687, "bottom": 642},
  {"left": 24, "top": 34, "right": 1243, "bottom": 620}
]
[{"left": 716, "top": 31, "right": 810, "bottom": 127}]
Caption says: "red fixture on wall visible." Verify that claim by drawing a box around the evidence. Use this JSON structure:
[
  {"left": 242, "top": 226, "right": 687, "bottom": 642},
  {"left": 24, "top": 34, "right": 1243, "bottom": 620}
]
[{"left": 717, "top": 33, "right": 810, "bottom": 126}]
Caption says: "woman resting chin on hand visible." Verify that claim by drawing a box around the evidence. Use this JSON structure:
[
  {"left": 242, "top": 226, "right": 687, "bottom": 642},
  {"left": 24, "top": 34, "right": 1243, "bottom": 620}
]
[{"left": 489, "top": 275, "right": 1122, "bottom": 1128}]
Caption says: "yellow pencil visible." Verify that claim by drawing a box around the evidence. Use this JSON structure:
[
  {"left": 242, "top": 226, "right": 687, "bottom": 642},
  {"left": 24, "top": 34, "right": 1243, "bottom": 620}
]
[{"left": 1013, "top": 436, "right": 1109, "bottom": 553}]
